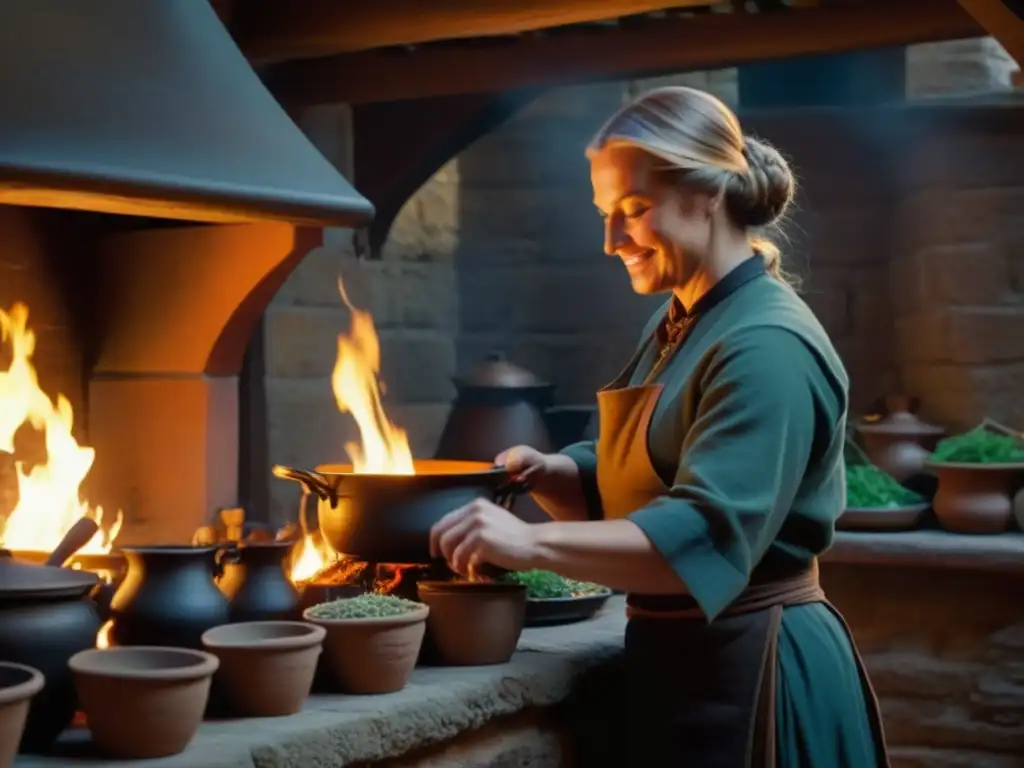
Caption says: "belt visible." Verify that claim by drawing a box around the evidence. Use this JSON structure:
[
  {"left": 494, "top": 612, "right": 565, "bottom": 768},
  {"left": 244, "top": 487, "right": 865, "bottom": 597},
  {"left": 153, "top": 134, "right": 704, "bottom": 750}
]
[{"left": 626, "top": 559, "right": 825, "bottom": 621}]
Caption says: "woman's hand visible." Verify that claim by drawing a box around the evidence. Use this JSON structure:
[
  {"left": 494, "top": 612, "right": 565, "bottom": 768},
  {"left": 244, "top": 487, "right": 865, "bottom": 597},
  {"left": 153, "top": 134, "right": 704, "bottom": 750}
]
[
  {"left": 429, "top": 499, "right": 540, "bottom": 577},
  {"left": 496, "top": 444, "right": 590, "bottom": 522}
]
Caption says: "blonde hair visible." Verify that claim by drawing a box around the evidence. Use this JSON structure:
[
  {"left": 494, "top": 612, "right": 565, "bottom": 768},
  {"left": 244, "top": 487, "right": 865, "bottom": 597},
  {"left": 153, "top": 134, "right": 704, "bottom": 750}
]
[{"left": 588, "top": 86, "right": 797, "bottom": 284}]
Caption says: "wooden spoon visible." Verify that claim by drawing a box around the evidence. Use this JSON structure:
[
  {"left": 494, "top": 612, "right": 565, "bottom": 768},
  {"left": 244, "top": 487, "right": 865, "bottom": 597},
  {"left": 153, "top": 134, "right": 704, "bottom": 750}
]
[{"left": 44, "top": 517, "right": 101, "bottom": 567}]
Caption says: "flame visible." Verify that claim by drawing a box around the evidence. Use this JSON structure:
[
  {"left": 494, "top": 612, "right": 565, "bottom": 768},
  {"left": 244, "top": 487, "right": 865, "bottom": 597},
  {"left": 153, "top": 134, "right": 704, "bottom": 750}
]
[
  {"left": 332, "top": 278, "right": 413, "bottom": 475},
  {"left": 0, "top": 304, "right": 122, "bottom": 554},
  {"left": 284, "top": 277, "right": 415, "bottom": 584},
  {"left": 95, "top": 620, "right": 113, "bottom": 649}
]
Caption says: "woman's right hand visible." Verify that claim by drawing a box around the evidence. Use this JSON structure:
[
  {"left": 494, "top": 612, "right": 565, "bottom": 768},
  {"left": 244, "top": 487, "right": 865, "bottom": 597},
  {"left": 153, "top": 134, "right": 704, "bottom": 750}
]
[{"left": 495, "top": 445, "right": 550, "bottom": 482}]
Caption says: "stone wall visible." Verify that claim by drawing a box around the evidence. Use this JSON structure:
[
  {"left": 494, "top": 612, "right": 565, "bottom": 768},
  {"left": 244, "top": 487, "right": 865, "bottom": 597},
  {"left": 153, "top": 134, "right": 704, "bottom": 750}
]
[
  {"left": 823, "top": 563, "right": 1024, "bottom": 767},
  {"left": 891, "top": 101, "right": 1024, "bottom": 430}
]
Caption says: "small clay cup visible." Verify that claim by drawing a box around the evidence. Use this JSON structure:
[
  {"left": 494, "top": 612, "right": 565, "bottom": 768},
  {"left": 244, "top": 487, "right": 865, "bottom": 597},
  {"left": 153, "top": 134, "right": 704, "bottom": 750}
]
[
  {"left": 69, "top": 646, "right": 218, "bottom": 759},
  {"left": 417, "top": 581, "right": 527, "bottom": 666},
  {"left": 0, "top": 663, "right": 45, "bottom": 768},
  {"left": 302, "top": 605, "right": 429, "bottom": 694},
  {"left": 201, "top": 621, "right": 325, "bottom": 716}
]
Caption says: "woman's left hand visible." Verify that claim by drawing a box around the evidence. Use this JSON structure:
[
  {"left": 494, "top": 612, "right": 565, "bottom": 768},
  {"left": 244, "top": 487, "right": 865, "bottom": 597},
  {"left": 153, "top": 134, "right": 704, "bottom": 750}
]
[{"left": 429, "top": 499, "right": 540, "bottom": 577}]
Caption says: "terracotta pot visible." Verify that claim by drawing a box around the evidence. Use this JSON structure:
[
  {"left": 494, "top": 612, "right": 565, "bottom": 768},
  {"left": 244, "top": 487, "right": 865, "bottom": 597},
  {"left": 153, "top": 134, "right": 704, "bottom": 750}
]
[
  {"left": 928, "top": 462, "right": 1024, "bottom": 534},
  {"left": 0, "top": 663, "right": 44, "bottom": 768},
  {"left": 417, "top": 581, "right": 526, "bottom": 666},
  {"left": 857, "top": 395, "right": 945, "bottom": 484},
  {"left": 201, "top": 621, "right": 324, "bottom": 717},
  {"left": 302, "top": 604, "right": 428, "bottom": 694},
  {"left": 69, "top": 646, "right": 218, "bottom": 759}
]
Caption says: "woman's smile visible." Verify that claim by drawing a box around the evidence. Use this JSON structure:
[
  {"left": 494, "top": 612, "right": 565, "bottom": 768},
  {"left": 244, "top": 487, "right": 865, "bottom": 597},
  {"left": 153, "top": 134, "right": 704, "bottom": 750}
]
[{"left": 622, "top": 248, "right": 655, "bottom": 270}]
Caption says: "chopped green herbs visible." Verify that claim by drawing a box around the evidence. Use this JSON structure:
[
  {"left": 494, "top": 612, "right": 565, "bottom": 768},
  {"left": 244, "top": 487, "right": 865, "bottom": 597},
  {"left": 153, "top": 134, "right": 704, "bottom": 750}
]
[
  {"left": 931, "top": 426, "right": 1024, "bottom": 465},
  {"left": 503, "top": 569, "right": 607, "bottom": 599},
  {"left": 845, "top": 464, "right": 924, "bottom": 509},
  {"left": 305, "top": 593, "right": 421, "bottom": 620}
]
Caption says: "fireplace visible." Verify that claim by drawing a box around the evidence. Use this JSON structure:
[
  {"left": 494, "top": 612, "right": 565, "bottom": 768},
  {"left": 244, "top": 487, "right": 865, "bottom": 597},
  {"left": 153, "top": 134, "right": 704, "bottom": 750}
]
[{"left": 0, "top": 1, "right": 372, "bottom": 561}]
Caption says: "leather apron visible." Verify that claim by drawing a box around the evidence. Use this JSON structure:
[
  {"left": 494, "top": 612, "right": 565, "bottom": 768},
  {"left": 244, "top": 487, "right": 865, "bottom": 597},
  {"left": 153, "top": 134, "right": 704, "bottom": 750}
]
[{"left": 595, "top": 361, "right": 890, "bottom": 767}]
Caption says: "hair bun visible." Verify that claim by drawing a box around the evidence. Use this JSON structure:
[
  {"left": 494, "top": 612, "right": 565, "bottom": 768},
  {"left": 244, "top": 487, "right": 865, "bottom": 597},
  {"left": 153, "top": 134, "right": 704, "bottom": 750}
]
[{"left": 725, "top": 137, "right": 795, "bottom": 228}]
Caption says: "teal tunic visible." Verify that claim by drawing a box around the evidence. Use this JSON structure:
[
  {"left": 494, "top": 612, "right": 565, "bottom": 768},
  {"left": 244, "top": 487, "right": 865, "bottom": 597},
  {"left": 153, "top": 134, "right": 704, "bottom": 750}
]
[{"left": 563, "top": 263, "right": 880, "bottom": 766}]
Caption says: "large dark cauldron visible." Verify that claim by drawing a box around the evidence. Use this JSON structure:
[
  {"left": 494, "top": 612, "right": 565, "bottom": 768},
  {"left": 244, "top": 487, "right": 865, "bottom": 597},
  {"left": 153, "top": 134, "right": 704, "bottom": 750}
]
[{"left": 273, "top": 460, "right": 526, "bottom": 563}]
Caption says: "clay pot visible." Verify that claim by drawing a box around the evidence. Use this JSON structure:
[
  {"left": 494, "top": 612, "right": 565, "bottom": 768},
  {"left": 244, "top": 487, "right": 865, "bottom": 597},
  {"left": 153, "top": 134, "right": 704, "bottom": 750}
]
[
  {"left": 0, "top": 556, "right": 101, "bottom": 753},
  {"left": 857, "top": 395, "right": 945, "bottom": 484},
  {"left": 302, "top": 604, "right": 429, "bottom": 694},
  {"left": 217, "top": 541, "right": 301, "bottom": 622},
  {"left": 928, "top": 462, "right": 1024, "bottom": 534},
  {"left": 201, "top": 621, "right": 324, "bottom": 717},
  {"left": 417, "top": 581, "right": 526, "bottom": 666},
  {"left": 0, "top": 663, "right": 44, "bottom": 768},
  {"left": 69, "top": 646, "right": 218, "bottom": 759}
]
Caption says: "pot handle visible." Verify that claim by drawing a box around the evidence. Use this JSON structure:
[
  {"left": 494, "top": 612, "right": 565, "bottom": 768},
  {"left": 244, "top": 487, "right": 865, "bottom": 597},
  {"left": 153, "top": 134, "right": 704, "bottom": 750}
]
[
  {"left": 272, "top": 464, "right": 336, "bottom": 503},
  {"left": 492, "top": 466, "right": 536, "bottom": 511},
  {"left": 213, "top": 542, "right": 241, "bottom": 578}
]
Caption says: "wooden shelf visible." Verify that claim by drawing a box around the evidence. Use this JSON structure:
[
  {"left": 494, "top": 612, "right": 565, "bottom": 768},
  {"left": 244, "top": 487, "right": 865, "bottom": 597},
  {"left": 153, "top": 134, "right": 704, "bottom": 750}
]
[{"left": 823, "top": 529, "right": 1024, "bottom": 575}]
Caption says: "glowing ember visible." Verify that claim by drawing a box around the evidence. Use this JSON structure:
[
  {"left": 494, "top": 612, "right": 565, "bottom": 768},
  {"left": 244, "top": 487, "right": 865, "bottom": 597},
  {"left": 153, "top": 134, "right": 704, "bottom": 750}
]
[
  {"left": 0, "top": 303, "right": 122, "bottom": 554},
  {"left": 285, "top": 279, "right": 415, "bottom": 583}
]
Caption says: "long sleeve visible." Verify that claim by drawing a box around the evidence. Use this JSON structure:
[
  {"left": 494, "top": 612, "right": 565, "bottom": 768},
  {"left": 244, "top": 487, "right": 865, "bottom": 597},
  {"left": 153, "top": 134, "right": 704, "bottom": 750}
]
[
  {"left": 560, "top": 440, "right": 604, "bottom": 520},
  {"left": 627, "top": 326, "right": 841, "bottom": 621}
]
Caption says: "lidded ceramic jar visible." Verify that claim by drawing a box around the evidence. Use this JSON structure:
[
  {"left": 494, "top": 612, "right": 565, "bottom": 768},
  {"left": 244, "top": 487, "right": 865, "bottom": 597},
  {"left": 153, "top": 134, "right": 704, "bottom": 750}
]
[{"left": 856, "top": 395, "right": 945, "bottom": 484}]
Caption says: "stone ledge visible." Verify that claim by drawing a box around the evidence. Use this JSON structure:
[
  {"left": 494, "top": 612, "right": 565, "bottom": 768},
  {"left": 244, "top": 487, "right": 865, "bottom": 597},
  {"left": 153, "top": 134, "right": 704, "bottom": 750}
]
[
  {"left": 823, "top": 530, "right": 1024, "bottom": 574},
  {"left": 16, "top": 599, "right": 627, "bottom": 768}
]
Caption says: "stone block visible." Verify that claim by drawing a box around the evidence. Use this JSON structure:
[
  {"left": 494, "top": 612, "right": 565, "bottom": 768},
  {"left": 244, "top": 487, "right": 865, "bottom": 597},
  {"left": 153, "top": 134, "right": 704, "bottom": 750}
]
[
  {"left": 457, "top": 267, "right": 528, "bottom": 334},
  {"left": 454, "top": 189, "right": 554, "bottom": 263},
  {"left": 272, "top": 245, "right": 354, "bottom": 308},
  {"left": 900, "top": 362, "right": 1024, "bottom": 430},
  {"left": 377, "top": 331, "right": 457, "bottom": 404},
  {"left": 912, "top": 243, "right": 1013, "bottom": 306},
  {"left": 264, "top": 306, "right": 349, "bottom": 379},
  {"left": 384, "top": 167, "right": 460, "bottom": 262}
]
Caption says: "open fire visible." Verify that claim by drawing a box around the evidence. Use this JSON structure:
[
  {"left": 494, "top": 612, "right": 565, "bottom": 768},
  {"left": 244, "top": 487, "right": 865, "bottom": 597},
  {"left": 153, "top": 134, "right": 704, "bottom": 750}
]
[
  {"left": 0, "top": 303, "right": 122, "bottom": 555},
  {"left": 287, "top": 278, "right": 415, "bottom": 584}
]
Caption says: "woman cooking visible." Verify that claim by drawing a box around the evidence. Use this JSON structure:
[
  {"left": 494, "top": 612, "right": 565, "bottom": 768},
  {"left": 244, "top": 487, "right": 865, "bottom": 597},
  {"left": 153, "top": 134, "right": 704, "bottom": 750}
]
[{"left": 429, "top": 86, "right": 889, "bottom": 767}]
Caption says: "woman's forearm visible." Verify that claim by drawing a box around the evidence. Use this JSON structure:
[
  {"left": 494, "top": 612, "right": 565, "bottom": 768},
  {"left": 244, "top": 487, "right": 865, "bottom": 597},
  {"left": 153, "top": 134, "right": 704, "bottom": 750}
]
[
  {"left": 528, "top": 519, "right": 688, "bottom": 595},
  {"left": 529, "top": 454, "right": 591, "bottom": 522}
]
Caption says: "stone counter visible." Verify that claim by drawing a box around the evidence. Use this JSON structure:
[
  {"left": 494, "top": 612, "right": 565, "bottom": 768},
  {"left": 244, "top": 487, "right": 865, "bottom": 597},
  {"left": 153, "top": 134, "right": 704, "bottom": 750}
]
[
  {"left": 16, "top": 599, "right": 627, "bottom": 768},
  {"left": 18, "top": 531, "right": 1024, "bottom": 768}
]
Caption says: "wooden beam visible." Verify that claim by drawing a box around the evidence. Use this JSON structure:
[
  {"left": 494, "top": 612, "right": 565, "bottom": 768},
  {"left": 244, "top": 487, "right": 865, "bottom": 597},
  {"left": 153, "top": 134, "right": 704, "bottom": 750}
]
[
  {"left": 265, "top": 0, "right": 983, "bottom": 106},
  {"left": 957, "top": 0, "right": 1024, "bottom": 64},
  {"left": 234, "top": 0, "right": 714, "bottom": 63}
]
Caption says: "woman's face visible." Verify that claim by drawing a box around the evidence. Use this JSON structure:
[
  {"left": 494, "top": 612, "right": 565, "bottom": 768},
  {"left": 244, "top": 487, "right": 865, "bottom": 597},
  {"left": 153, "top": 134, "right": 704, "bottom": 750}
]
[{"left": 590, "top": 145, "right": 714, "bottom": 296}]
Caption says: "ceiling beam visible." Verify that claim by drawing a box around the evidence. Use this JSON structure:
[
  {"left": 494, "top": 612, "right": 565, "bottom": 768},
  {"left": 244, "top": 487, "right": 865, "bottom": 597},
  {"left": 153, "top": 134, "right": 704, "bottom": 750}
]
[
  {"left": 957, "top": 0, "right": 1024, "bottom": 64},
  {"left": 264, "top": 0, "right": 983, "bottom": 107},
  {"left": 233, "top": 0, "right": 715, "bottom": 63}
]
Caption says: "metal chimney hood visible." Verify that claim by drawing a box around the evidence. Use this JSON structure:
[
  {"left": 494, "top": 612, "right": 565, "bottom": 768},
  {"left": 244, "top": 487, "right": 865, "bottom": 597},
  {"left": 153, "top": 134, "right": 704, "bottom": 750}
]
[{"left": 0, "top": 1, "right": 373, "bottom": 227}]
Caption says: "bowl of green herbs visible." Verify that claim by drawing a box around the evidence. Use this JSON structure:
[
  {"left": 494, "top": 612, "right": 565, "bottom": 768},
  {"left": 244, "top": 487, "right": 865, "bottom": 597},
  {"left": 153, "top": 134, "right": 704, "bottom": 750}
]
[
  {"left": 502, "top": 570, "right": 611, "bottom": 627},
  {"left": 925, "top": 423, "right": 1024, "bottom": 534},
  {"left": 839, "top": 464, "right": 929, "bottom": 531}
]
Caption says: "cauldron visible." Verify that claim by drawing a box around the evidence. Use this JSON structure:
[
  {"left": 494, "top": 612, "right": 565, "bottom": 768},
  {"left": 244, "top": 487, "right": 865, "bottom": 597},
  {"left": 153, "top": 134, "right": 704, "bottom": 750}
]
[{"left": 272, "top": 460, "right": 527, "bottom": 563}]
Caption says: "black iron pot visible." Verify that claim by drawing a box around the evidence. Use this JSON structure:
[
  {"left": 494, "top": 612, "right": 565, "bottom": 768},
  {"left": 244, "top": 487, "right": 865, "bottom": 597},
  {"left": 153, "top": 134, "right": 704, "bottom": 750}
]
[
  {"left": 0, "top": 555, "right": 100, "bottom": 753},
  {"left": 108, "top": 545, "right": 230, "bottom": 650},
  {"left": 273, "top": 460, "right": 528, "bottom": 563},
  {"left": 218, "top": 540, "right": 301, "bottom": 622}
]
